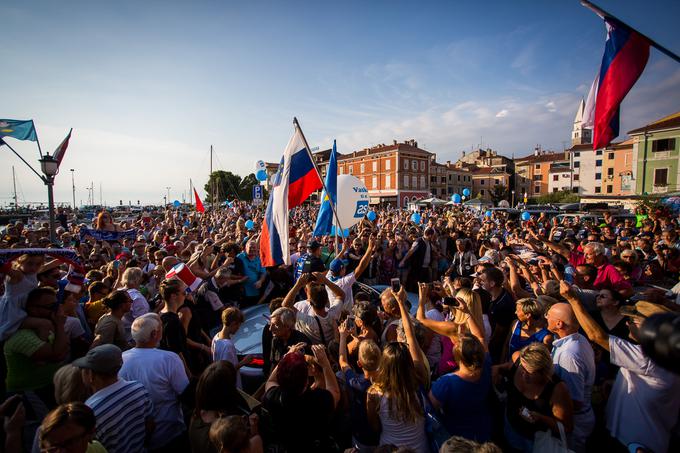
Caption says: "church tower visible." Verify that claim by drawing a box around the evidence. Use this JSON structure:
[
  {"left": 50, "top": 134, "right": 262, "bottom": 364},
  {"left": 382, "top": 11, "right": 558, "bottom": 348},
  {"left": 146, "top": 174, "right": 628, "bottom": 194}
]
[{"left": 572, "top": 98, "right": 592, "bottom": 146}]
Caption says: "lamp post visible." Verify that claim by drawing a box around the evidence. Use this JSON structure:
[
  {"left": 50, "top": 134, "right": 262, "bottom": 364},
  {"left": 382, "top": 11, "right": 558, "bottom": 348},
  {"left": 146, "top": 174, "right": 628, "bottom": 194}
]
[
  {"left": 511, "top": 190, "right": 515, "bottom": 208},
  {"left": 39, "top": 154, "right": 59, "bottom": 243},
  {"left": 70, "top": 169, "right": 76, "bottom": 210},
  {"left": 166, "top": 187, "right": 171, "bottom": 205}
]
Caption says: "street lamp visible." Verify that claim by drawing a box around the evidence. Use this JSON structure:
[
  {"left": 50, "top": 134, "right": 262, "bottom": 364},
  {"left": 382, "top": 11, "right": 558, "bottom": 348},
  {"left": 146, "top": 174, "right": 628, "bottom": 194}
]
[
  {"left": 39, "top": 154, "right": 59, "bottom": 243},
  {"left": 165, "top": 187, "right": 171, "bottom": 205},
  {"left": 511, "top": 190, "right": 515, "bottom": 207},
  {"left": 70, "top": 169, "right": 76, "bottom": 210}
]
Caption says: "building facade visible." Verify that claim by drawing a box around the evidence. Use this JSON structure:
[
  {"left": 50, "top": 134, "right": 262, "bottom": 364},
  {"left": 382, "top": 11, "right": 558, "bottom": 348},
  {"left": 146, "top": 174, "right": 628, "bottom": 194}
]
[
  {"left": 514, "top": 148, "right": 570, "bottom": 197},
  {"left": 629, "top": 112, "right": 680, "bottom": 195}
]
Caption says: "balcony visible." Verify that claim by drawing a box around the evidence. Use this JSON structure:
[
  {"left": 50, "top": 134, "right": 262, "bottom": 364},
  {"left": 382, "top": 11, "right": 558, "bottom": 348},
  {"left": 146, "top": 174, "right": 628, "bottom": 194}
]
[{"left": 652, "top": 184, "right": 669, "bottom": 194}]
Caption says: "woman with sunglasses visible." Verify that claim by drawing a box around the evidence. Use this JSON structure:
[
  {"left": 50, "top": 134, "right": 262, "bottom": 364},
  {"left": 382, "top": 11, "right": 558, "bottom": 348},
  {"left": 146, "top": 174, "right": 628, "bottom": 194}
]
[{"left": 94, "top": 211, "right": 122, "bottom": 232}]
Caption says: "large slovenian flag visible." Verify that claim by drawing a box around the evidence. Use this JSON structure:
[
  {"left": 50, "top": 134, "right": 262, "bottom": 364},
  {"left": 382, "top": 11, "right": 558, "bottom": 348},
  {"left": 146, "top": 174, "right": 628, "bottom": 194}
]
[
  {"left": 260, "top": 125, "right": 322, "bottom": 266},
  {"left": 312, "top": 140, "right": 337, "bottom": 236},
  {"left": 52, "top": 129, "right": 72, "bottom": 172},
  {"left": 589, "top": 18, "right": 650, "bottom": 150}
]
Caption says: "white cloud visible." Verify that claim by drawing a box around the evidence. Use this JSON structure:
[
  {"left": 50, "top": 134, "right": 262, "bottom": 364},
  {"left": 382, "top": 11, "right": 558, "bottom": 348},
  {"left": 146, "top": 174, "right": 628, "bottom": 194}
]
[
  {"left": 495, "top": 109, "right": 509, "bottom": 118},
  {"left": 545, "top": 101, "right": 557, "bottom": 112}
]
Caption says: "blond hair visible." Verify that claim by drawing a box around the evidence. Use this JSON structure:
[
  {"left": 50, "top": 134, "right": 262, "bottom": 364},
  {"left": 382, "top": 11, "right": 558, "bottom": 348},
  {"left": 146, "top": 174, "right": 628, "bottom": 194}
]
[
  {"left": 358, "top": 339, "right": 381, "bottom": 372},
  {"left": 453, "top": 288, "right": 484, "bottom": 329},
  {"left": 53, "top": 364, "right": 90, "bottom": 405},
  {"left": 519, "top": 343, "right": 553, "bottom": 381}
]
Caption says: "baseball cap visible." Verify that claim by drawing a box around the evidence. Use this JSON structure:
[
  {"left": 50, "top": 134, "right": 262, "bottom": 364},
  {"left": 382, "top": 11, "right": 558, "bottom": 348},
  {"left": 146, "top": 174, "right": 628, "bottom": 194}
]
[
  {"left": 619, "top": 301, "right": 672, "bottom": 320},
  {"left": 72, "top": 344, "right": 123, "bottom": 374},
  {"left": 307, "top": 240, "right": 321, "bottom": 250},
  {"left": 329, "top": 259, "right": 346, "bottom": 275}
]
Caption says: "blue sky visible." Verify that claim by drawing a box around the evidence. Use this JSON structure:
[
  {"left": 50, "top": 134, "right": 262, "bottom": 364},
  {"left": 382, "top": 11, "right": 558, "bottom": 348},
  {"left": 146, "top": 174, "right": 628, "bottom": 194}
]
[{"left": 2, "top": 0, "right": 680, "bottom": 205}]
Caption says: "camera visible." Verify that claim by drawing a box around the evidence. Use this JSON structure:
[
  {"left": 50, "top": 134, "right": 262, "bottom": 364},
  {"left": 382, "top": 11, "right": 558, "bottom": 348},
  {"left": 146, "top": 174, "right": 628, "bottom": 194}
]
[
  {"left": 442, "top": 296, "right": 460, "bottom": 307},
  {"left": 390, "top": 278, "right": 401, "bottom": 292}
]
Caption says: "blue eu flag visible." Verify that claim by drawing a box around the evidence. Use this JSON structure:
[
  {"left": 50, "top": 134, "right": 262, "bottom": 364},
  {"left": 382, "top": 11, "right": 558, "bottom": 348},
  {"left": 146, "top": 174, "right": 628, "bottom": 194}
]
[{"left": 313, "top": 140, "right": 338, "bottom": 236}]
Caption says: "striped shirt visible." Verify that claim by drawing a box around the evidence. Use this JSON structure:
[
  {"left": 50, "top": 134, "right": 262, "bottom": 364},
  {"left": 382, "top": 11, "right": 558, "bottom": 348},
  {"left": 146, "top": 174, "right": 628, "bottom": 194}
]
[{"left": 85, "top": 379, "right": 153, "bottom": 453}]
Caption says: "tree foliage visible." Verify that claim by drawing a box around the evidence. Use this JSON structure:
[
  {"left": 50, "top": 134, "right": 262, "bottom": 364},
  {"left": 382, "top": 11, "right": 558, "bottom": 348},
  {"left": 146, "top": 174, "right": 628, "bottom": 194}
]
[
  {"left": 204, "top": 171, "right": 267, "bottom": 202},
  {"left": 532, "top": 189, "right": 580, "bottom": 204},
  {"left": 490, "top": 184, "right": 509, "bottom": 203}
]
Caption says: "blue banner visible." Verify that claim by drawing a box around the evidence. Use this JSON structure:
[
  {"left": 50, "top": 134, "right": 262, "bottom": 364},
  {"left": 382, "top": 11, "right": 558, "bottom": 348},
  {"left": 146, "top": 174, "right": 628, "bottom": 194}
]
[
  {"left": 79, "top": 228, "right": 137, "bottom": 242},
  {"left": 0, "top": 119, "right": 38, "bottom": 141}
]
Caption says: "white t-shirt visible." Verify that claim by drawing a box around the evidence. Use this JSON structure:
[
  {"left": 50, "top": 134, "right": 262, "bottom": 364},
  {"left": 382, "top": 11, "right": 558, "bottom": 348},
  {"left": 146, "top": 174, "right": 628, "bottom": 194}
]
[
  {"left": 293, "top": 301, "right": 341, "bottom": 345},
  {"left": 119, "top": 348, "right": 189, "bottom": 449},
  {"left": 606, "top": 336, "right": 680, "bottom": 453},
  {"left": 212, "top": 335, "right": 241, "bottom": 389},
  {"left": 122, "top": 288, "right": 150, "bottom": 338},
  {"left": 326, "top": 271, "right": 356, "bottom": 312}
]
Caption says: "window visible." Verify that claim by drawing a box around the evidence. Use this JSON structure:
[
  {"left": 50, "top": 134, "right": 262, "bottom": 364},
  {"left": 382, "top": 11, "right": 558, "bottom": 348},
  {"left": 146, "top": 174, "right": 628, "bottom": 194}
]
[
  {"left": 596, "top": 150, "right": 602, "bottom": 156},
  {"left": 652, "top": 138, "right": 676, "bottom": 152},
  {"left": 535, "top": 164, "right": 540, "bottom": 169},
  {"left": 403, "top": 159, "right": 409, "bottom": 170},
  {"left": 349, "top": 165, "right": 353, "bottom": 175},
  {"left": 608, "top": 152, "right": 615, "bottom": 160},
  {"left": 572, "top": 187, "right": 579, "bottom": 193},
  {"left": 654, "top": 168, "right": 669, "bottom": 186},
  {"left": 573, "top": 174, "right": 580, "bottom": 181},
  {"left": 595, "top": 173, "right": 601, "bottom": 180},
  {"left": 412, "top": 175, "right": 417, "bottom": 188},
  {"left": 339, "top": 166, "right": 343, "bottom": 175},
  {"left": 574, "top": 161, "right": 580, "bottom": 168},
  {"left": 403, "top": 175, "right": 409, "bottom": 188},
  {"left": 385, "top": 159, "right": 391, "bottom": 170},
  {"left": 441, "top": 176, "right": 446, "bottom": 183},
  {"left": 533, "top": 175, "right": 541, "bottom": 181},
  {"left": 494, "top": 179, "right": 499, "bottom": 185},
  {"left": 595, "top": 187, "right": 601, "bottom": 193},
  {"left": 457, "top": 175, "right": 461, "bottom": 181},
  {"left": 420, "top": 176, "right": 426, "bottom": 188},
  {"left": 606, "top": 185, "right": 613, "bottom": 194},
  {"left": 607, "top": 168, "right": 614, "bottom": 177},
  {"left": 480, "top": 179, "right": 485, "bottom": 185},
  {"left": 574, "top": 152, "right": 580, "bottom": 157},
  {"left": 360, "top": 163, "right": 365, "bottom": 173},
  {"left": 596, "top": 160, "right": 602, "bottom": 167},
  {"left": 372, "top": 161, "right": 377, "bottom": 172},
  {"left": 553, "top": 175, "right": 559, "bottom": 181},
  {"left": 553, "top": 188, "right": 558, "bottom": 193},
  {"left": 403, "top": 196, "right": 409, "bottom": 206},
  {"left": 420, "top": 161, "right": 425, "bottom": 171},
  {"left": 534, "top": 186, "right": 540, "bottom": 194},
  {"left": 412, "top": 161, "right": 418, "bottom": 171},
  {"left": 386, "top": 175, "right": 391, "bottom": 188},
  {"left": 372, "top": 176, "right": 377, "bottom": 188}
]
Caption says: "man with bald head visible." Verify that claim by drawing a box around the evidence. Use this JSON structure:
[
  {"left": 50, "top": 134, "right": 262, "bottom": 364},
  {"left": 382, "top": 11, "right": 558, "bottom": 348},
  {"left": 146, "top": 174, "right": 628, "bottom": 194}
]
[{"left": 546, "top": 303, "right": 595, "bottom": 452}]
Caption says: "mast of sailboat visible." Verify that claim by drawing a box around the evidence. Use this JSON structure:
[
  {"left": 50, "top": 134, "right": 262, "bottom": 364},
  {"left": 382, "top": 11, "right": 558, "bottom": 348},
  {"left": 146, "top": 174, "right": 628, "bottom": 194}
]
[
  {"left": 189, "top": 178, "right": 193, "bottom": 209},
  {"left": 210, "top": 145, "right": 214, "bottom": 211},
  {"left": 12, "top": 166, "right": 18, "bottom": 211}
]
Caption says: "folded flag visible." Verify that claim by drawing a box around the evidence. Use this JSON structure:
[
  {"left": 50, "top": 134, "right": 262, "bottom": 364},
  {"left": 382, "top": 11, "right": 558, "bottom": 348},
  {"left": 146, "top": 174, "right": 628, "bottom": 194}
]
[
  {"left": 0, "top": 119, "right": 38, "bottom": 142},
  {"left": 591, "top": 18, "right": 650, "bottom": 150},
  {"left": 53, "top": 129, "right": 72, "bottom": 170},
  {"left": 260, "top": 123, "right": 322, "bottom": 266},
  {"left": 313, "top": 139, "right": 338, "bottom": 236},
  {"left": 79, "top": 228, "right": 138, "bottom": 242},
  {"left": 194, "top": 188, "right": 205, "bottom": 213}
]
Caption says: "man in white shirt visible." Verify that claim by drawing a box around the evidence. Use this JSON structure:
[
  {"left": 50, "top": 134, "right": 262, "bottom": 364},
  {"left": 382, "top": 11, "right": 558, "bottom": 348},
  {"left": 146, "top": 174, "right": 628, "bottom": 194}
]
[
  {"left": 561, "top": 282, "right": 680, "bottom": 453},
  {"left": 546, "top": 302, "right": 595, "bottom": 453},
  {"left": 119, "top": 313, "right": 190, "bottom": 452},
  {"left": 326, "top": 237, "right": 376, "bottom": 311}
]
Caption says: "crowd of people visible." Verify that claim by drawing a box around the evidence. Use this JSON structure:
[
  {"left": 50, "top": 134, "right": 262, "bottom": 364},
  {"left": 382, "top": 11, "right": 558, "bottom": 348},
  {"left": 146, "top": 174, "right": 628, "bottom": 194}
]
[{"left": 0, "top": 201, "right": 679, "bottom": 453}]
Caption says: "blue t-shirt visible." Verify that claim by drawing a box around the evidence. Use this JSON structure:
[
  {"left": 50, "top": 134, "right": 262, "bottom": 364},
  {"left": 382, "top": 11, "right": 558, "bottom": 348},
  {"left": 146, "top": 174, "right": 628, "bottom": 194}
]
[
  {"left": 237, "top": 252, "right": 264, "bottom": 297},
  {"left": 430, "top": 355, "right": 492, "bottom": 442}
]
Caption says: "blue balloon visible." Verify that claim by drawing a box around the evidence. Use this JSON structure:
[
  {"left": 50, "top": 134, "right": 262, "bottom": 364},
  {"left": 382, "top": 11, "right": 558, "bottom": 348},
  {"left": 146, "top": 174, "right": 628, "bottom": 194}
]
[
  {"left": 330, "top": 226, "right": 350, "bottom": 237},
  {"left": 462, "top": 188, "right": 471, "bottom": 197},
  {"left": 256, "top": 169, "right": 267, "bottom": 181},
  {"left": 452, "top": 194, "right": 462, "bottom": 203},
  {"left": 521, "top": 211, "right": 531, "bottom": 221},
  {"left": 367, "top": 211, "right": 377, "bottom": 221},
  {"left": 411, "top": 213, "right": 421, "bottom": 224},
  {"left": 245, "top": 219, "right": 255, "bottom": 230},
  {"left": 485, "top": 210, "right": 492, "bottom": 218},
  {"left": 173, "top": 200, "right": 180, "bottom": 208}
]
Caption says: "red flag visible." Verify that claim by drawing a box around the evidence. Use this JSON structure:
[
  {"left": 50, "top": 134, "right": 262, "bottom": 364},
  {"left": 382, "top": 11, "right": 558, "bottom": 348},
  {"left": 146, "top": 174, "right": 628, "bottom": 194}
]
[
  {"left": 193, "top": 188, "right": 205, "bottom": 213},
  {"left": 53, "top": 129, "right": 72, "bottom": 170}
]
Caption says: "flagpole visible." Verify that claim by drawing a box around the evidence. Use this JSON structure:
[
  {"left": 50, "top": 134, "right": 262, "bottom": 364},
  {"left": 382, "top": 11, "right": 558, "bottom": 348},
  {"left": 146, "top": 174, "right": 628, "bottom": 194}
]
[
  {"left": 293, "top": 117, "right": 346, "bottom": 238},
  {"left": 581, "top": 0, "right": 680, "bottom": 64},
  {"left": 0, "top": 139, "right": 46, "bottom": 183},
  {"left": 32, "top": 120, "right": 44, "bottom": 159}
]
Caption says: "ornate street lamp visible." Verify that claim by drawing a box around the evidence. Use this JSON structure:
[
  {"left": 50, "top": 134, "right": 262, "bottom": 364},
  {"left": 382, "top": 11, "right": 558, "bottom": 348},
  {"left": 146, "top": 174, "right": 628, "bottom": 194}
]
[{"left": 39, "top": 154, "right": 59, "bottom": 243}]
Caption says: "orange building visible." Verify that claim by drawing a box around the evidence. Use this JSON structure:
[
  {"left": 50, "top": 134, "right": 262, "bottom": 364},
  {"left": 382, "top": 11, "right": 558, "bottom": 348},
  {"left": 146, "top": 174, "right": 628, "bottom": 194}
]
[
  {"left": 514, "top": 149, "right": 570, "bottom": 198},
  {"left": 337, "top": 140, "right": 432, "bottom": 207}
]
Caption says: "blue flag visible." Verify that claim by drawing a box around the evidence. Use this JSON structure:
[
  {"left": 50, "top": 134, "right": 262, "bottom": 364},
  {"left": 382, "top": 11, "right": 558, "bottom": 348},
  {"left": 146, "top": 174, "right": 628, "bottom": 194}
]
[
  {"left": 0, "top": 119, "right": 37, "bottom": 142},
  {"left": 313, "top": 140, "right": 338, "bottom": 236}
]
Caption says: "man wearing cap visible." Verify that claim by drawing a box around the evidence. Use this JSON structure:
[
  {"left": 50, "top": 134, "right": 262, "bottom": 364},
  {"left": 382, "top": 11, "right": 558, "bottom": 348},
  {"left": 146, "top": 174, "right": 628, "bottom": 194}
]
[
  {"left": 75, "top": 344, "right": 154, "bottom": 453},
  {"left": 293, "top": 240, "right": 326, "bottom": 282},
  {"left": 560, "top": 281, "right": 680, "bottom": 453},
  {"left": 326, "top": 237, "right": 376, "bottom": 311}
]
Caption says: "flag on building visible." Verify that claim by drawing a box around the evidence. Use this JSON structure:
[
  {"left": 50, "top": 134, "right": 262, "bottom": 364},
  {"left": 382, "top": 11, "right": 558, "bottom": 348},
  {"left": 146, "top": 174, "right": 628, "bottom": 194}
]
[
  {"left": 193, "top": 188, "right": 205, "bottom": 213},
  {"left": 590, "top": 18, "right": 650, "bottom": 150},
  {"left": 52, "top": 129, "right": 72, "bottom": 170},
  {"left": 0, "top": 119, "right": 37, "bottom": 142},
  {"left": 313, "top": 140, "right": 337, "bottom": 236},
  {"left": 260, "top": 124, "right": 322, "bottom": 266}
]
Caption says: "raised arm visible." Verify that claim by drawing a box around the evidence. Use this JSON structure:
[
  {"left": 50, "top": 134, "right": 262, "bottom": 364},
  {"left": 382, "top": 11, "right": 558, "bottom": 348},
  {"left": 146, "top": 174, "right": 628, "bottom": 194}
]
[
  {"left": 353, "top": 237, "right": 376, "bottom": 280},
  {"left": 560, "top": 281, "right": 610, "bottom": 351},
  {"left": 393, "top": 287, "right": 428, "bottom": 386},
  {"left": 338, "top": 320, "right": 352, "bottom": 372},
  {"left": 415, "top": 283, "right": 459, "bottom": 338},
  {"left": 282, "top": 276, "right": 307, "bottom": 311},
  {"left": 312, "top": 345, "right": 340, "bottom": 407},
  {"left": 313, "top": 272, "right": 345, "bottom": 301},
  {"left": 505, "top": 258, "right": 533, "bottom": 299}
]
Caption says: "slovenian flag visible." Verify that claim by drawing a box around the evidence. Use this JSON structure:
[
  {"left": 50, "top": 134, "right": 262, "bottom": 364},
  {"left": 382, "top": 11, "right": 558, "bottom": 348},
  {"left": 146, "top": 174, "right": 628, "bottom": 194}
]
[
  {"left": 260, "top": 124, "right": 322, "bottom": 266},
  {"left": 313, "top": 140, "right": 337, "bottom": 236},
  {"left": 589, "top": 18, "right": 650, "bottom": 150},
  {"left": 52, "top": 129, "right": 72, "bottom": 172}
]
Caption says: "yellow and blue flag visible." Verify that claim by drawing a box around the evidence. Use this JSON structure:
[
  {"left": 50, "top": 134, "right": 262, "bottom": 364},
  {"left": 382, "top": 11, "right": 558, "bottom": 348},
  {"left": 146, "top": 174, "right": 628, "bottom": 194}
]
[
  {"left": 0, "top": 119, "right": 37, "bottom": 142},
  {"left": 313, "top": 140, "right": 338, "bottom": 236}
]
